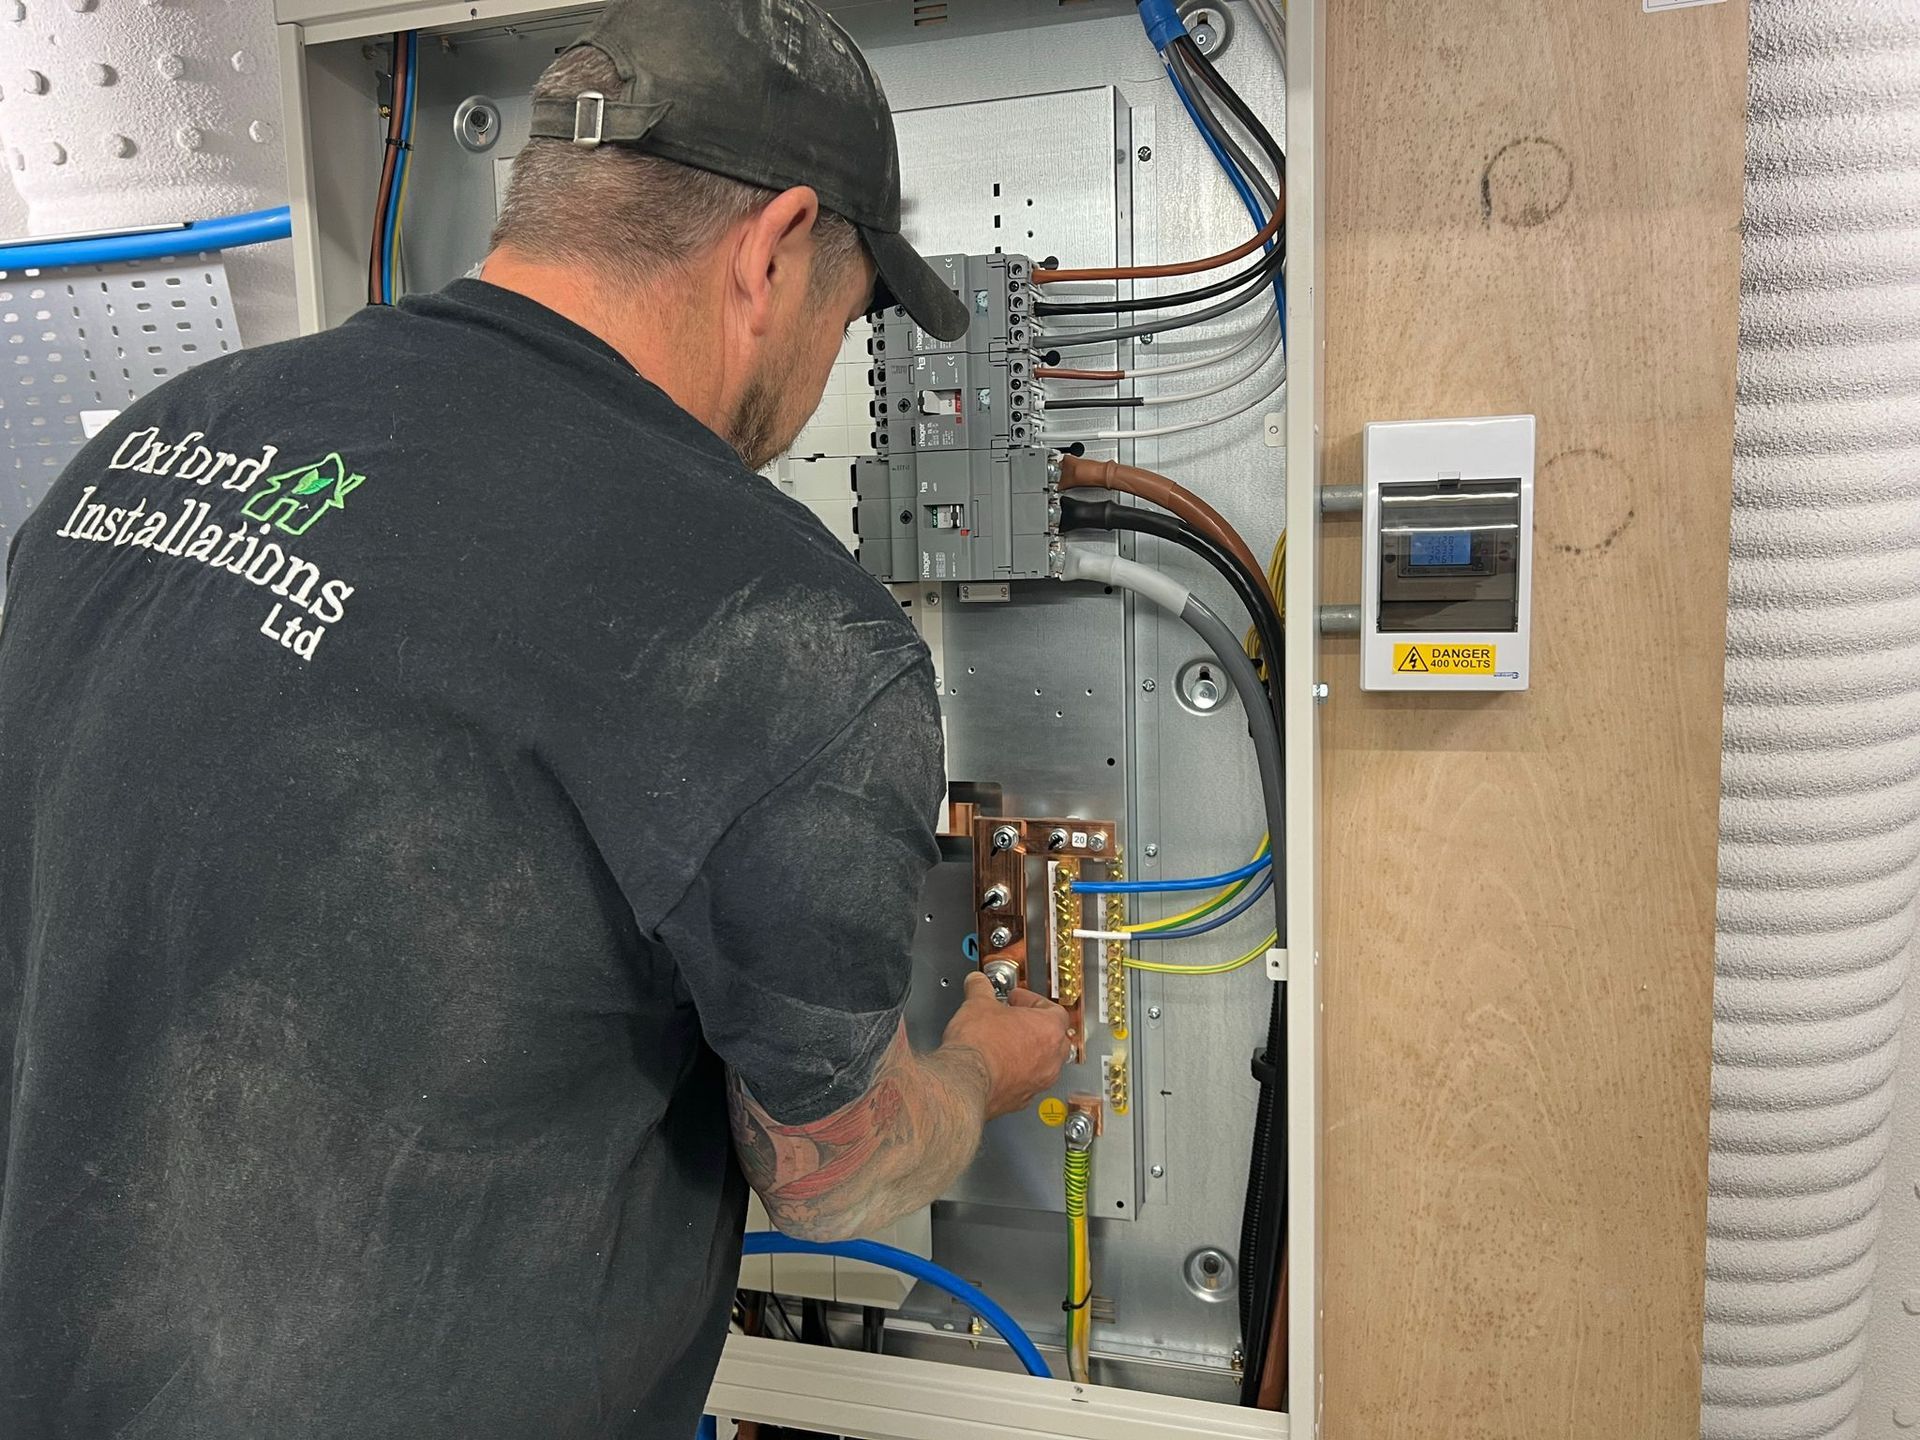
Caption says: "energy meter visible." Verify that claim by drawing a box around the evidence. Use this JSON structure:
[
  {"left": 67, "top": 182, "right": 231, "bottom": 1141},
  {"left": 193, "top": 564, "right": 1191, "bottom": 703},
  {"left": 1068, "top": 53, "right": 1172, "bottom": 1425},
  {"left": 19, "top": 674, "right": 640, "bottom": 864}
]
[{"left": 1361, "top": 415, "right": 1536, "bottom": 692}]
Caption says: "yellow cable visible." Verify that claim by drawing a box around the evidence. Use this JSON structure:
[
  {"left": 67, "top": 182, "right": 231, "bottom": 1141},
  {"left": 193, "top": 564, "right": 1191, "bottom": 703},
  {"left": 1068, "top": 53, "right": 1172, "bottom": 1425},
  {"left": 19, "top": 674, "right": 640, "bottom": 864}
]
[
  {"left": 1064, "top": 1145, "right": 1093, "bottom": 1382},
  {"left": 1119, "top": 836, "right": 1271, "bottom": 934},
  {"left": 1123, "top": 932, "right": 1276, "bottom": 976}
]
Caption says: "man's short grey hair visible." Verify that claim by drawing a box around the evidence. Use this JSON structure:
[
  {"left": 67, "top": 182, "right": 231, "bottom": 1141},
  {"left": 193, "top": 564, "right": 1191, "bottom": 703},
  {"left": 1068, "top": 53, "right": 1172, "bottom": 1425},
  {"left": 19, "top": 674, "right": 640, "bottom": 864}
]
[{"left": 491, "top": 46, "right": 866, "bottom": 303}]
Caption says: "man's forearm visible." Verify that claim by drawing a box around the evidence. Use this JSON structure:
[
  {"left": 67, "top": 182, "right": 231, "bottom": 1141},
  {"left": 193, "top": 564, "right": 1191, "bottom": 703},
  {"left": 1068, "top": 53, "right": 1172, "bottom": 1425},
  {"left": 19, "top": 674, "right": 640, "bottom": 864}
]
[{"left": 727, "top": 1028, "right": 990, "bottom": 1242}]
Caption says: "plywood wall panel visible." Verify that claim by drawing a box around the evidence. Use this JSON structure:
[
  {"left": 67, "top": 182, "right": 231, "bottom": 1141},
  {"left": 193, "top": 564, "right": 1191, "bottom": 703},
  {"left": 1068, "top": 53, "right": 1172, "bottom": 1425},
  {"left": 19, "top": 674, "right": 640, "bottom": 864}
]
[{"left": 1317, "top": 1, "right": 1747, "bottom": 1435}]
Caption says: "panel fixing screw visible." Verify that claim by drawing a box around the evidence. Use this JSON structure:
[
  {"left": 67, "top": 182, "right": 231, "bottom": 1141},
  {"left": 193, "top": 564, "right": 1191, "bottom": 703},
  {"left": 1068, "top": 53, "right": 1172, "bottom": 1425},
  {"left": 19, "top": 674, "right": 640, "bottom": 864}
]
[
  {"left": 990, "top": 825, "right": 1019, "bottom": 853},
  {"left": 1144, "top": 843, "right": 1159, "bottom": 859},
  {"left": 988, "top": 925, "right": 1014, "bottom": 950},
  {"left": 1089, "top": 833, "right": 1107, "bottom": 853},
  {"left": 925, "top": 591, "right": 940, "bottom": 607},
  {"left": 1046, "top": 828, "right": 1070, "bottom": 852},
  {"left": 1137, "top": 145, "right": 1152, "bottom": 162},
  {"left": 1142, "top": 679, "right": 1156, "bottom": 693},
  {"left": 982, "top": 884, "right": 1011, "bottom": 910},
  {"left": 1150, "top": 1164, "right": 1165, "bottom": 1179},
  {"left": 1147, "top": 1006, "right": 1162, "bottom": 1021},
  {"left": 1312, "top": 682, "right": 1330, "bottom": 704}
]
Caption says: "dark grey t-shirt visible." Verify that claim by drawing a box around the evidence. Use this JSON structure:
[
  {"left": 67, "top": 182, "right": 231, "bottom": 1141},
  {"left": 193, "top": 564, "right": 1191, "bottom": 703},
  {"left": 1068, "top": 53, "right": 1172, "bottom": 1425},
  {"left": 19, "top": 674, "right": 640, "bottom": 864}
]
[{"left": 0, "top": 280, "right": 944, "bottom": 1438}]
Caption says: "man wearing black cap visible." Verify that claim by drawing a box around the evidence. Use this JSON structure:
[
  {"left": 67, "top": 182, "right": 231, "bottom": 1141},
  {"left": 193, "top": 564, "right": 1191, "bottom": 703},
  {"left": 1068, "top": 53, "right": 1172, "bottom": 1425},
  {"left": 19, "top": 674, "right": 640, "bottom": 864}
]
[{"left": 0, "top": 1, "right": 1070, "bottom": 1435}]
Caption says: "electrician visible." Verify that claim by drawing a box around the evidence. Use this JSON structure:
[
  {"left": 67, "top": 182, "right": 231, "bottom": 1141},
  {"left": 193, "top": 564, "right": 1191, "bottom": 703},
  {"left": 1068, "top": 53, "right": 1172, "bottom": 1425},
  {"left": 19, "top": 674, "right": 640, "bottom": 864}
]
[{"left": 0, "top": 1, "right": 1072, "bottom": 1434}]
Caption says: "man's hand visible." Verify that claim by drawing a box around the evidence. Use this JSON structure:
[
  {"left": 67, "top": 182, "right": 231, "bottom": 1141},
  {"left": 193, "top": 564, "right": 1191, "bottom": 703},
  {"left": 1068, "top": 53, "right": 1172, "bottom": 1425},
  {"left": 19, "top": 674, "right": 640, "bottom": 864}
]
[
  {"left": 940, "top": 972, "right": 1073, "bottom": 1120},
  {"left": 726, "top": 975, "right": 1073, "bottom": 1242}
]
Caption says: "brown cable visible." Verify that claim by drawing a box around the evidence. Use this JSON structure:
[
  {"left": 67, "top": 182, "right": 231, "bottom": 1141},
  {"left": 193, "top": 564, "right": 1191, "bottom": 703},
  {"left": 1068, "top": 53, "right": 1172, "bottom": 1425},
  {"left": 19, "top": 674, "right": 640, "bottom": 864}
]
[
  {"left": 1033, "top": 202, "right": 1282, "bottom": 286},
  {"left": 1036, "top": 365, "right": 1125, "bottom": 380},
  {"left": 1057, "top": 454, "right": 1274, "bottom": 609}
]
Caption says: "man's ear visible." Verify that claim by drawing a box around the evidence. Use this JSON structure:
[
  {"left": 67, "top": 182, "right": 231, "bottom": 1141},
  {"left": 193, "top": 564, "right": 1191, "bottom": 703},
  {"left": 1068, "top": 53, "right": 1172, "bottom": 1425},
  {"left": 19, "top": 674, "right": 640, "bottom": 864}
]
[{"left": 732, "top": 186, "right": 824, "bottom": 337}]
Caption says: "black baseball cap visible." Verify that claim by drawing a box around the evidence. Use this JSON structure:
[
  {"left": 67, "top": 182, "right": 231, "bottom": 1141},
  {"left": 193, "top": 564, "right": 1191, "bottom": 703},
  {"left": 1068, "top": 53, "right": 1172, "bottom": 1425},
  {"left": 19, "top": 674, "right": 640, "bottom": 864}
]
[{"left": 526, "top": 0, "right": 970, "bottom": 342}]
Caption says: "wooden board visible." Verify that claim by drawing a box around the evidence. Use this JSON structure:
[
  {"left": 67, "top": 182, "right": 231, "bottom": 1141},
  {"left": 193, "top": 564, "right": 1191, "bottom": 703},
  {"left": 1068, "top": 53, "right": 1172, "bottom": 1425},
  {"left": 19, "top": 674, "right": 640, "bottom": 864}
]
[{"left": 1316, "top": 1, "right": 1747, "bottom": 1434}]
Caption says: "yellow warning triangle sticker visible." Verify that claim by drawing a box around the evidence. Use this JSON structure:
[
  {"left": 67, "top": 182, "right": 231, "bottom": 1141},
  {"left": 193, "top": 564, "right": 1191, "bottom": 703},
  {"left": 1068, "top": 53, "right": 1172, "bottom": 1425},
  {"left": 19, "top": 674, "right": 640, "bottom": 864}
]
[{"left": 1396, "top": 647, "right": 1430, "bottom": 673}]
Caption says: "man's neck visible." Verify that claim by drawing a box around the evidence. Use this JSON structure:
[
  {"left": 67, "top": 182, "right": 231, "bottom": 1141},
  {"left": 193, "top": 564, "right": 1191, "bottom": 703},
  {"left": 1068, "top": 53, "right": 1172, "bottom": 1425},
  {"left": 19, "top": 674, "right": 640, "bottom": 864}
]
[{"left": 477, "top": 251, "right": 728, "bottom": 432}]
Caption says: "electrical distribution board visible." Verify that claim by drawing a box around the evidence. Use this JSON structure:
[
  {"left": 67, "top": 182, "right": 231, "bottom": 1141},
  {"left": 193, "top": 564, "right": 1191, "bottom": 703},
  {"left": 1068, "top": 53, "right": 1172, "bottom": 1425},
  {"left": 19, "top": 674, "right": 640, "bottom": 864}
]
[{"left": 275, "top": 1, "right": 1320, "bottom": 1434}]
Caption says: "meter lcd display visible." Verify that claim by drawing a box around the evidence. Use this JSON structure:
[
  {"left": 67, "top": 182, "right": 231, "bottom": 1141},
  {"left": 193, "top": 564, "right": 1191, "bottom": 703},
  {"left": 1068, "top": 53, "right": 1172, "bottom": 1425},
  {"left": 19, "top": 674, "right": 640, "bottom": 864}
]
[{"left": 1408, "top": 530, "right": 1473, "bottom": 568}]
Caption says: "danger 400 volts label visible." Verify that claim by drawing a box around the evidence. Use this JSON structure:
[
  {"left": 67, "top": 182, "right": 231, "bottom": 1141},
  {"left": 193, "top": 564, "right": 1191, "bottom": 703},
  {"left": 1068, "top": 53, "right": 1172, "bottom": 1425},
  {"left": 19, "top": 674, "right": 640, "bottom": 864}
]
[{"left": 1393, "top": 642, "right": 1498, "bottom": 676}]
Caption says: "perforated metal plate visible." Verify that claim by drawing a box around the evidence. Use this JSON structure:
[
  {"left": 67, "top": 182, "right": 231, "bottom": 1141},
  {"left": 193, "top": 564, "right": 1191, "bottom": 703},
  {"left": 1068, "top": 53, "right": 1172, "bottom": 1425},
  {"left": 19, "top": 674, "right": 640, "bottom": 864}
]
[{"left": 0, "top": 255, "right": 240, "bottom": 605}]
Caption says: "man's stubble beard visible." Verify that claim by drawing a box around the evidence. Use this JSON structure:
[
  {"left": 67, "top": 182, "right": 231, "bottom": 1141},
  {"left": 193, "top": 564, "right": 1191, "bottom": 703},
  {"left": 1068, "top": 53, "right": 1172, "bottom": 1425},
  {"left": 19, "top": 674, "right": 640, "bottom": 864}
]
[{"left": 725, "top": 366, "right": 791, "bottom": 474}]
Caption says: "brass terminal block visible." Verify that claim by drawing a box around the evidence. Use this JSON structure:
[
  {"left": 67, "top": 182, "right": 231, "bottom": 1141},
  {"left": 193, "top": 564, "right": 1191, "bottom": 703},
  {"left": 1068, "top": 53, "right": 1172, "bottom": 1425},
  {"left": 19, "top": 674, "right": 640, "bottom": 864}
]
[
  {"left": 1102, "top": 850, "right": 1129, "bottom": 1037},
  {"left": 1103, "top": 1053, "right": 1131, "bottom": 1115},
  {"left": 1054, "top": 860, "right": 1083, "bottom": 1007}
]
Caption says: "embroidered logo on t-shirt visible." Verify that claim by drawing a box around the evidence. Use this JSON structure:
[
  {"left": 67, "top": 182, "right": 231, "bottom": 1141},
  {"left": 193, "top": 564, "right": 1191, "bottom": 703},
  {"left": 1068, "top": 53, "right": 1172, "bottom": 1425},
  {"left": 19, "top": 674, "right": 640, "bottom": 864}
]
[
  {"left": 241, "top": 454, "right": 367, "bottom": 536},
  {"left": 48, "top": 425, "right": 367, "bottom": 666}
]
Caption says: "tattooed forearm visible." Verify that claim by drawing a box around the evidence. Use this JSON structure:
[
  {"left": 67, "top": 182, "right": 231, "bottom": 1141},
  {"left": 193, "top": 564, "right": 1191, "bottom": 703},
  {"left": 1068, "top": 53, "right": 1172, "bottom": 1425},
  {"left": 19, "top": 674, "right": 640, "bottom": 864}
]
[{"left": 726, "top": 1026, "right": 991, "bottom": 1242}]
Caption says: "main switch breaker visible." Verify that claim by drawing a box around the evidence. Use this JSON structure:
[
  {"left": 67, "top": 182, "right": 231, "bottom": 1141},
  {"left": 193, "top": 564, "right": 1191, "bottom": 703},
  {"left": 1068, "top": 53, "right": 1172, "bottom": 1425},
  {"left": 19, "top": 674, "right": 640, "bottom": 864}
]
[{"left": 854, "top": 253, "right": 1058, "bottom": 584}]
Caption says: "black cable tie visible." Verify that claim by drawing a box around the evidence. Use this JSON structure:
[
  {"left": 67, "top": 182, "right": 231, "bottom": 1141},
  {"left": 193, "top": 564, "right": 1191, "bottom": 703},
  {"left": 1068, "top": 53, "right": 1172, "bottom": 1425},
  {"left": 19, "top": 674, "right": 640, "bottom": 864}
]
[
  {"left": 1061, "top": 1291, "right": 1094, "bottom": 1314},
  {"left": 383, "top": 138, "right": 414, "bottom": 152},
  {"left": 1250, "top": 1046, "right": 1274, "bottom": 1088}
]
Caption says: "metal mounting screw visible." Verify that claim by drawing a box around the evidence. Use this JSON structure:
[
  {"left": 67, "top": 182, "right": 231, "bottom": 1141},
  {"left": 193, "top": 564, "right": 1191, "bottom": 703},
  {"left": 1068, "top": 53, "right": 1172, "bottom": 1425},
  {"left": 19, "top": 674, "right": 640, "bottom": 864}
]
[
  {"left": 925, "top": 591, "right": 940, "bottom": 607},
  {"left": 1046, "top": 828, "right": 1070, "bottom": 852},
  {"left": 990, "top": 825, "right": 1019, "bottom": 853},
  {"left": 1313, "top": 682, "right": 1330, "bottom": 704},
  {"left": 982, "top": 884, "right": 1011, "bottom": 910},
  {"left": 1150, "top": 1164, "right": 1165, "bottom": 1179},
  {"left": 1142, "top": 679, "right": 1157, "bottom": 693},
  {"left": 1089, "top": 833, "right": 1108, "bottom": 853},
  {"left": 1147, "top": 1005, "right": 1163, "bottom": 1021},
  {"left": 988, "top": 925, "right": 1014, "bottom": 950},
  {"left": 1137, "top": 144, "right": 1153, "bottom": 162},
  {"left": 1144, "top": 843, "right": 1159, "bottom": 859},
  {"left": 1064, "top": 1112, "right": 1095, "bottom": 1150}
]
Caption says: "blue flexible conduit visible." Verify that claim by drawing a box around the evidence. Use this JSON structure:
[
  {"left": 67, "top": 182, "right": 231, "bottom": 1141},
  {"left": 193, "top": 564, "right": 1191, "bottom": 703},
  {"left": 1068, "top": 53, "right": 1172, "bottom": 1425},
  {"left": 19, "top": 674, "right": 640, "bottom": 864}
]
[
  {"left": 0, "top": 207, "right": 294, "bottom": 273},
  {"left": 740, "top": 1233, "right": 1052, "bottom": 1379}
]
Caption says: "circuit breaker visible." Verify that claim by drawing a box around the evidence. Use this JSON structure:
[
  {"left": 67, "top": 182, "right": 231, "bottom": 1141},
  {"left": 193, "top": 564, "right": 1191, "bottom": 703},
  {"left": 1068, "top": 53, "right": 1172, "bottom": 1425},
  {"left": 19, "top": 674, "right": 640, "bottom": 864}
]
[
  {"left": 854, "top": 253, "right": 1058, "bottom": 584},
  {"left": 1361, "top": 414, "right": 1536, "bottom": 691}
]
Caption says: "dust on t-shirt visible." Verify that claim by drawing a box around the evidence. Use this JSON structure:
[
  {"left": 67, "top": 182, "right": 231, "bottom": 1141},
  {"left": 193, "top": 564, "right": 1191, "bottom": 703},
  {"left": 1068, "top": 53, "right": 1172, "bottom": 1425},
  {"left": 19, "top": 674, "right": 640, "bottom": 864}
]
[{"left": 0, "top": 280, "right": 944, "bottom": 1439}]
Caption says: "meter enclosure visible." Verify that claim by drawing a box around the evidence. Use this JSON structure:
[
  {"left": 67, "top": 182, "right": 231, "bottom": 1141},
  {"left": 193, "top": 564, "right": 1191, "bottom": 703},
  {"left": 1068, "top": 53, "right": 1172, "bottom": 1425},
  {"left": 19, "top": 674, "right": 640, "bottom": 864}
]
[{"left": 1361, "top": 415, "right": 1535, "bottom": 692}]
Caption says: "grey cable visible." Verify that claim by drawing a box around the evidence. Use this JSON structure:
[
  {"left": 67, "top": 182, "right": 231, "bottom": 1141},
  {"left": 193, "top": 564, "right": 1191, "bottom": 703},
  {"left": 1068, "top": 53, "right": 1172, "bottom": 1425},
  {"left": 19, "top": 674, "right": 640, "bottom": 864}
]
[
  {"left": 1169, "top": 44, "right": 1278, "bottom": 213},
  {"left": 1057, "top": 545, "right": 1287, "bottom": 942},
  {"left": 1177, "top": 594, "right": 1288, "bottom": 942}
]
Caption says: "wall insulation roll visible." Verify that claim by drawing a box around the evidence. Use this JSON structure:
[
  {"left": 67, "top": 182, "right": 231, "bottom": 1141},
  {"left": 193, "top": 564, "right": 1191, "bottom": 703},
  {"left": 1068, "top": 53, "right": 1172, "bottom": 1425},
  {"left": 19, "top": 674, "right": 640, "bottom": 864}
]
[{"left": 1703, "top": 2, "right": 1920, "bottom": 1437}]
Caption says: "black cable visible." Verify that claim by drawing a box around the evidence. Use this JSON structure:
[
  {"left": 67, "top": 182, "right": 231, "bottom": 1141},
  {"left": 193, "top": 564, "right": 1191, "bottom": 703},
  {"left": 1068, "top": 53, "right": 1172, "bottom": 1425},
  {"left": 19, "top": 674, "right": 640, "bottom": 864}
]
[
  {"left": 1041, "top": 244, "right": 1284, "bottom": 348},
  {"left": 765, "top": 1293, "right": 802, "bottom": 1344},
  {"left": 862, "top": 1306, "right": 886, "bottom": 1355},
  {"left": 1174, "top": 33, "right": 1288, "bottom": 182},
  {"left": 1046, "top": 395, "right": 1145, "bottom": 411},
  {"left": 1034, "top": 234, "right": 1277, "bottom": 317},
  {"left": 1057, "top": 498, "right": 1281, "bottom": 731}
]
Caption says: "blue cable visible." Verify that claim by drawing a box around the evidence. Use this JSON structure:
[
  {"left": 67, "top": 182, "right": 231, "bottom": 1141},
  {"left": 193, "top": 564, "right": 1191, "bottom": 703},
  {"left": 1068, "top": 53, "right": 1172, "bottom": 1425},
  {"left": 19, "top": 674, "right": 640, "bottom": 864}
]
[
  {"left": 1073, "top": 853, "right": 1270, "bottom": 895},
  {"left": 382, "top": 31, "right": 419, "bottom": 305},
  {"left": 0, "top": 207, "right": 293, "bottom": 272},
  {"left": 740, "top": 1233, "right": 1051, "bottom": 1379},
  {"left": 694, "top": 1418, "right": 717, "bottom": 1440},
  {"left": 1137, "top": 869, "right": 1274, "bottom": 941}
]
